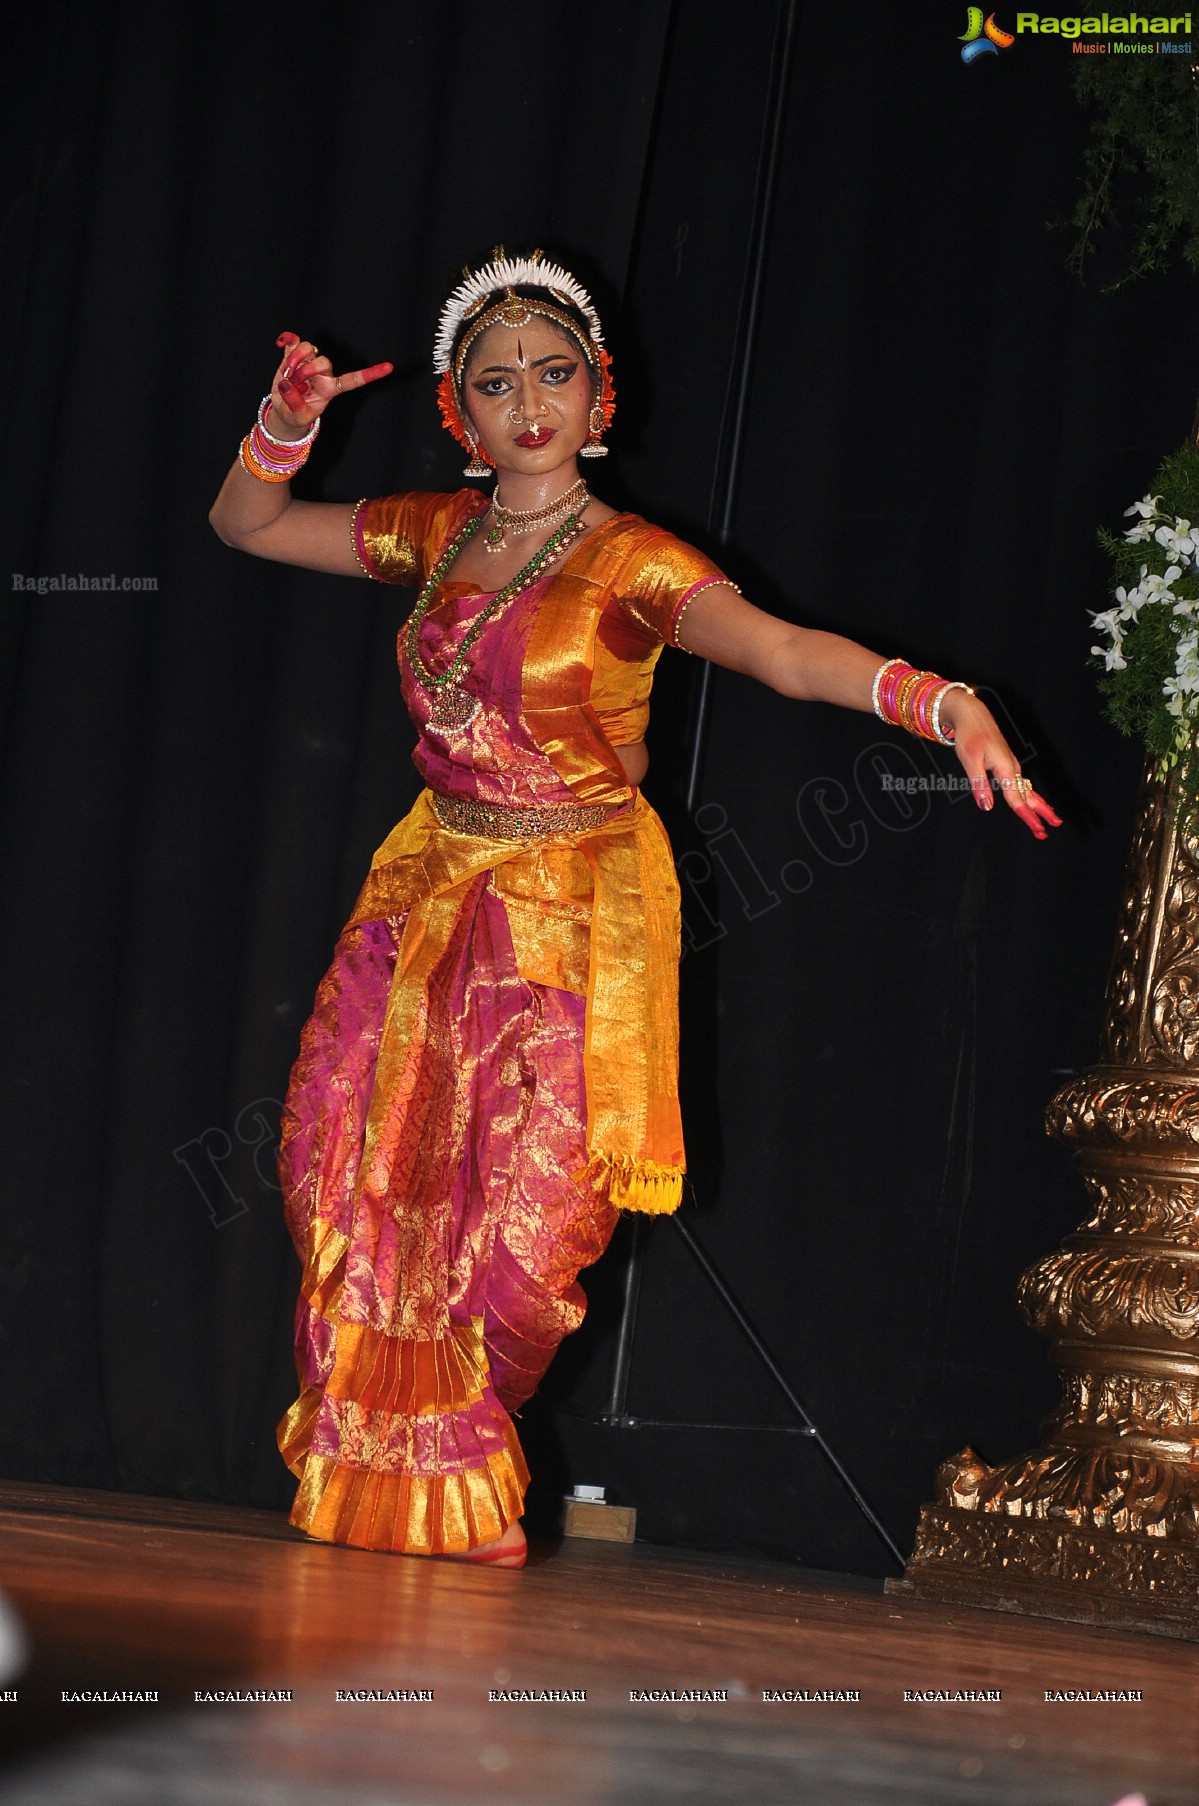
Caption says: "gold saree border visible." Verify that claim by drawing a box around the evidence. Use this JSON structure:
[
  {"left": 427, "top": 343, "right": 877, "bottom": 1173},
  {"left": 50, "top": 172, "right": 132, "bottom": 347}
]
[
  {"left": 279, "top": 1314, "right": 531, "bottom": 1554},
  {"left": 289, "top": 1444, "right": 529, "bottom": 1555}
]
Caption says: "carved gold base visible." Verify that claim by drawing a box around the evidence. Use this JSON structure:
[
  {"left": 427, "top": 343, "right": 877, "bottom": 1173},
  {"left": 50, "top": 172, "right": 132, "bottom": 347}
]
[
  {"left": 894, "top": 1499, "right": 1199, "bottom": 1640},
  {"left": 900, "top": 767, "right": 1199, "bottom": 1641}
]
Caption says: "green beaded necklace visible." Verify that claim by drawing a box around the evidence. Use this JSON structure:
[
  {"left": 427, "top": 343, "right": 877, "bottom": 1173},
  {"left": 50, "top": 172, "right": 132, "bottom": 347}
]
[{"left": 408, "top": 506, "right": 589, "bottom": 730}]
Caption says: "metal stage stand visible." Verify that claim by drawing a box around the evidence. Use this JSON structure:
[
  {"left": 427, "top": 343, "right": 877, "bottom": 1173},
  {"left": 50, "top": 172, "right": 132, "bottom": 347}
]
[{"left": 578, "top": 0, "right": 903, "bottom": 1577}]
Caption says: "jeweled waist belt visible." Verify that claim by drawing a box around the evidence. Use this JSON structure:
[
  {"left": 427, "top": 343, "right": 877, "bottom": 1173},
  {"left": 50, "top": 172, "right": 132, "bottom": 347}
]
[{"left": 430, "top": 791, "right": 622, "bottom": 841}]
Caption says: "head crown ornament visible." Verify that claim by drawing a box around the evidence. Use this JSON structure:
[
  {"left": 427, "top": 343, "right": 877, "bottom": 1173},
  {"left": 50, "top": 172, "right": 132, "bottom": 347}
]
[
  {"left": 433, "top": 250, "right": 605, "bottom": 373},
  {"left": 434, "top": 247, "right": 615, "bottom": 472}
]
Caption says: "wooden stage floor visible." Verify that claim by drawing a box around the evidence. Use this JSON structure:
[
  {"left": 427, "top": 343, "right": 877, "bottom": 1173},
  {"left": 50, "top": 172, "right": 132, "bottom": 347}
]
[{"left": 0, "top": 1481, "right": 1193, "bottom": 1804}]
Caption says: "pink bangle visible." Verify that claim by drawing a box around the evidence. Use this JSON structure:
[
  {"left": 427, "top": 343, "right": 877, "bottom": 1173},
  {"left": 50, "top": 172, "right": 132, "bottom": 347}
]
[
  {"left": 239, "top": 433, "right": 293, "bottom": 484},
  {"left": 249, "top": 425, "right": 310, "bottom": 478},
  {"left": 871, "top": 658, "right": 973, "bottom": 745}
]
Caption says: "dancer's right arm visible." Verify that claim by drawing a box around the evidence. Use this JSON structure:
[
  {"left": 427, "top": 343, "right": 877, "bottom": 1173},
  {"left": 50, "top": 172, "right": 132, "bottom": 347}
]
[{"left": 208, "top": 332, "right": 393, "bottom": 576}]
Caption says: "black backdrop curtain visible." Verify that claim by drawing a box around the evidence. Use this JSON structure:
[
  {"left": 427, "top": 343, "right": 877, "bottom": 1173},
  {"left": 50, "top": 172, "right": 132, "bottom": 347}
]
[{"left": 1, "top": 0, "right": 1186, "bottom": 1573}]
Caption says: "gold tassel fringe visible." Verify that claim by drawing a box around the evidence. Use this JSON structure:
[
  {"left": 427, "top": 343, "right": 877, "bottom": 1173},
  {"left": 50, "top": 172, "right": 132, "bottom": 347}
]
[{"left": 577, "top": 1151, "right": 684, "bottom": 1215}]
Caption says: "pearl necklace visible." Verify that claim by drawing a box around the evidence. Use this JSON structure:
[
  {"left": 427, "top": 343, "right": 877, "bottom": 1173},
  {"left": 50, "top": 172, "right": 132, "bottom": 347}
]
[{"left": 483, "top": 477, "right": 590, "bottom": 554}]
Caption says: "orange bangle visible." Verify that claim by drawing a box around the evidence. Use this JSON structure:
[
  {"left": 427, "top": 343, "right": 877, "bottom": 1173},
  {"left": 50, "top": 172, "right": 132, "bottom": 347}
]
[{"left": 238, "top": 433, "right": 293, "bottom": 483}]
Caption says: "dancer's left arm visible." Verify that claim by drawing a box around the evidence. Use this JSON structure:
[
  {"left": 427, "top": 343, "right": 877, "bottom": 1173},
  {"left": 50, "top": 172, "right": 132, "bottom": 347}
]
[{"left": 675, "top": 584, "right": 1061, "bottom": 841}]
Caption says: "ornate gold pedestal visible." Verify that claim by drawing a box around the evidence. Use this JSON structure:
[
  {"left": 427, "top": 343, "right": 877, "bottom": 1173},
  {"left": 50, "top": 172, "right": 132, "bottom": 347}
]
[{"left": 894, "top": 771, "right": 1199, "bottom": 1639}]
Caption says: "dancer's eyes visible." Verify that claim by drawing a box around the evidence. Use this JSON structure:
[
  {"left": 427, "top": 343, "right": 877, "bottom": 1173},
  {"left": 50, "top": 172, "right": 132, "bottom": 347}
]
[{"left": 471, "top": 361, "right": 578, "bottom": 397}]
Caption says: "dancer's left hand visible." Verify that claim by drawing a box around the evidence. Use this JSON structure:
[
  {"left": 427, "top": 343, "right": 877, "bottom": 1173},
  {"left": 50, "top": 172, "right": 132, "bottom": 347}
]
[{"left": 939, "top": 689, "right": 1062, "bottom": 841}]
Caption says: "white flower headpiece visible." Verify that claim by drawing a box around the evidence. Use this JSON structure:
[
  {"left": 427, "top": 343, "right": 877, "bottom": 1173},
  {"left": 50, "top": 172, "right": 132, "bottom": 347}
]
[{"left": 433, "top": 249, "right": 605, "bottom": 375}]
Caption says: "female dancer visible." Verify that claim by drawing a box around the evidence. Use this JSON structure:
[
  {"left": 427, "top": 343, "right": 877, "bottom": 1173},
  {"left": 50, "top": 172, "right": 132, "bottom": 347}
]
[{"left": 210, "top": 251, "right": 1059, "bottom": 1568}]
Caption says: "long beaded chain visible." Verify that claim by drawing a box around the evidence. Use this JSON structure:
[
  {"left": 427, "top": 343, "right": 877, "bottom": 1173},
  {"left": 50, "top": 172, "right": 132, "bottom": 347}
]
[{"left": 407, "top": 507, "right": 589, "bottom": 729}]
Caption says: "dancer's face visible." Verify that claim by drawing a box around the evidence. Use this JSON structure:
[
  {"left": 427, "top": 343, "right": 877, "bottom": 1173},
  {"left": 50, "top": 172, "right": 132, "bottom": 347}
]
[{"left": 460, "top": 316, "right": 594, "bottom": 476}]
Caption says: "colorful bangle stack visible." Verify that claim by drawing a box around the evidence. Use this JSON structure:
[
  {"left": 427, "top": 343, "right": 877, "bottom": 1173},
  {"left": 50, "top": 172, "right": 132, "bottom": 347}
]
[
  {"left": 872, "top": 657, "right": 974, "bottom": 746},
  {"left": 238, "top": 395, "right": 321, "bottom": 484}
]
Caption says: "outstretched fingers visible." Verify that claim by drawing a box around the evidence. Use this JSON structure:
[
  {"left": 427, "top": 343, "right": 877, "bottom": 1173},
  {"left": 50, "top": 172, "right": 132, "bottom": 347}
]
[
  {"left": 338, "top": 359, "right": 395, "bottom": 390},
  {"left": 1006, "top": 786, "right": 1062, "bottom": 842},
  {"left": 270, "top": 333, "right": 392, "bottom": 415},
  {"left": 984, "top": 767, "right": 1062, "bottom": 841},
  {"left": 951, "top": 702, "right": 1061, "bottom": 842}
]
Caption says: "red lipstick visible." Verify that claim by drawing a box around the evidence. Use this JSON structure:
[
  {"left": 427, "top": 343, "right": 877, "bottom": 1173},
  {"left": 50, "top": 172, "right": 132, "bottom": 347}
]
[{"left": 514, "top": 427, "right": 556, "bottom": 448}]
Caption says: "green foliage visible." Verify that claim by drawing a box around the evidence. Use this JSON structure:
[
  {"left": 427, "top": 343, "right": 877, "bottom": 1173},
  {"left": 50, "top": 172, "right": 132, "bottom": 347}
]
[{"left": 1069, "top": 59, "right": 1199, "bottom": 288}]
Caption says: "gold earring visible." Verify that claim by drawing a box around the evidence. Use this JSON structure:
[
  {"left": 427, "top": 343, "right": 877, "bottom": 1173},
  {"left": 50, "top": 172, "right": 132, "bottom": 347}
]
[
  {"left": 462, "top": 428, "right": 490, "bottom": 478},
  {"left": 579, "top": 402, "right": 608, "bottom": 459}
]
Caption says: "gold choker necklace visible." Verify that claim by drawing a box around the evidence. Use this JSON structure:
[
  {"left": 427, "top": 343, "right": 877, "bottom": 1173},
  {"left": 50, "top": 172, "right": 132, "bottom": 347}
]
[{"left": 484, "top": 478, "right": 590, "bottom": 553}]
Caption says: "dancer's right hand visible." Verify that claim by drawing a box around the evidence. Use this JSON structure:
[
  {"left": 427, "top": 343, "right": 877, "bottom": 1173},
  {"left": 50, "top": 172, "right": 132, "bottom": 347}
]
[{"left": 268, "top": 331, "right": 393, "bottom": 439}]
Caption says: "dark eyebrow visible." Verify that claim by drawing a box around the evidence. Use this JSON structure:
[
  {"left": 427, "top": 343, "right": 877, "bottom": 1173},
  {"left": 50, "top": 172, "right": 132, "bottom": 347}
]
[{"left": 476, "top": 353, "right": 577, "bottom": 375}]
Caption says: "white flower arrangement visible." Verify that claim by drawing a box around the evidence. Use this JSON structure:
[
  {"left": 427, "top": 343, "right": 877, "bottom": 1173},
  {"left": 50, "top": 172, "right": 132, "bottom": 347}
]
[{"left": 1092, "top": 451, "right": 1199, "bottom": 803}]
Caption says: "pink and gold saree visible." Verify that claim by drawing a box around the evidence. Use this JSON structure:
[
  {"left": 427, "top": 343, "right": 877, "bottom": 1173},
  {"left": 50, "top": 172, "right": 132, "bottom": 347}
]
[{"left": 276, "top": 490, "right": 726, "bottom": 1554}]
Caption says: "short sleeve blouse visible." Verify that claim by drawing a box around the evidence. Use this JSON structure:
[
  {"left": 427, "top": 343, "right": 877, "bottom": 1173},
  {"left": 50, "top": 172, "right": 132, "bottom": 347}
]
[{"left": 352, "top": 490, "right": 730, "bottom": 651}]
